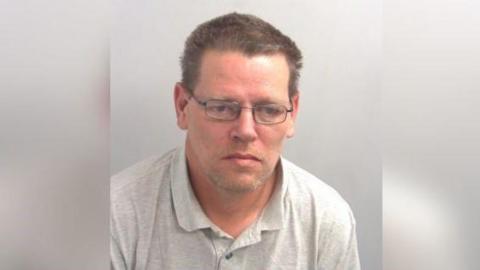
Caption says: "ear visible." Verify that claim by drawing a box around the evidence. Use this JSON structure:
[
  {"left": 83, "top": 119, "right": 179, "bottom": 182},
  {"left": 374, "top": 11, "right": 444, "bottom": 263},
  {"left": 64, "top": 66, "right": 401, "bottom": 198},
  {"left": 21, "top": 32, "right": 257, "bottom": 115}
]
[
  {"left": 174, "top": 83, "right": 190, "bottom": 130},
  {"left": 286, "top": 93, "right": 299, "bottom": 138}
]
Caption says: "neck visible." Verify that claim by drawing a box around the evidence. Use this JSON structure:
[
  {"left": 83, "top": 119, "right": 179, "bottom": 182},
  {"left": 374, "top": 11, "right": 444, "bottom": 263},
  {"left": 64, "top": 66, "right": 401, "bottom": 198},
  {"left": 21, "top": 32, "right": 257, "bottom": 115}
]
[{"left": 188, "top": 163, "right": 278, "bottom": 238}]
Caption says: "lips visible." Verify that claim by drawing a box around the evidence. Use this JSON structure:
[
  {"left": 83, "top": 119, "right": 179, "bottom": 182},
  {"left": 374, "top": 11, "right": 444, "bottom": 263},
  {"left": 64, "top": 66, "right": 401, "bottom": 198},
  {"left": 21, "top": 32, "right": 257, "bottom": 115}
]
[{"left": 223, "top": 153, "right": 261, "bottom": 161}]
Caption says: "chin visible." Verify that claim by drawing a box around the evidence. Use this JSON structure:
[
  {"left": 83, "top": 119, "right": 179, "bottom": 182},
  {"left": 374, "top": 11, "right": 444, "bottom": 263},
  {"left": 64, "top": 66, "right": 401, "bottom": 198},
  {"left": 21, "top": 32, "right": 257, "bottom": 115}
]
[
  {"left": 217, "top": 182, "right": 262, "bottom": 194},
  {"left": 210, "top": 173, "right": 270, "bottom": 193}
]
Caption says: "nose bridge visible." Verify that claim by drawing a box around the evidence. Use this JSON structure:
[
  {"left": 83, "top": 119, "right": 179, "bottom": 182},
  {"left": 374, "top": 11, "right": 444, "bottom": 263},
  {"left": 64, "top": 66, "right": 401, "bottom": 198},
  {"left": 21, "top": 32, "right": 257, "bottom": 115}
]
[
  {"left": 239, "top": 106, "right": 255, "bottom": 119},
  {"left": 237, "top": 106, "right": 257, "bottom": 128},
  {"left": 231, "top": 106, "right": 258, "bottom": 141}
]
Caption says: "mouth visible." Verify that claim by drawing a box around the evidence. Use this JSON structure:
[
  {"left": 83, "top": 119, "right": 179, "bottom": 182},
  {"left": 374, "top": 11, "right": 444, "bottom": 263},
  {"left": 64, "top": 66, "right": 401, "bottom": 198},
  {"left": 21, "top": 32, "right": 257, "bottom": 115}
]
[{"left": 223, "top": 153, "right": 261, "bottom": 162}]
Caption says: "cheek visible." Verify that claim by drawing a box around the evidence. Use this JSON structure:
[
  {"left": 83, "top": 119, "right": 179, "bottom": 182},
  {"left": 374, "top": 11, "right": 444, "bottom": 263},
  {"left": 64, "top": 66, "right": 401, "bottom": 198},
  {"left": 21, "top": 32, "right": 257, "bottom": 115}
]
[
  {"left": 258, "top": 128, "right": 289, "bottom": 153},
  {"left": 188, "top": 118, "right": 227, "bottom": 150}
]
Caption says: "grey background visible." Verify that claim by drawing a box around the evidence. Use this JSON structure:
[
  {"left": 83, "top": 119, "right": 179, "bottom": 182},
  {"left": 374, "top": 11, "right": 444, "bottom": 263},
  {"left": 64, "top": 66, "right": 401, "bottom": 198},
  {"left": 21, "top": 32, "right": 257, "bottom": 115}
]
[
  {"left": 112, "top": 1, "right": 381, "bottom": 270},
  {"left": 1, "top": 0, "right": 109, "bottom": 268},
  {"left": 383, "top": 0, "right": 480, "bottom": 269},
  {"left": 1, "top": 0, "right": 477, "bottom": 269}
]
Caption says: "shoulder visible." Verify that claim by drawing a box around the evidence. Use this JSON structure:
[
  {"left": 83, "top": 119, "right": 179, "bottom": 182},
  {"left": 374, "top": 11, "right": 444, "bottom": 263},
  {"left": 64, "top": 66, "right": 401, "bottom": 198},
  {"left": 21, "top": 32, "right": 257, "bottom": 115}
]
[
  {"left": 110, "top": 149, "right": 180, "bottom": 268},
  {"left": 111, "top": 148, "right": 178, "bottom": 199},
  {"left": 281, "top": 158, "right": 360, "bottom": 268},
  {"left": 282, "top": 158, "right": 355, "bottom": 226},
  {"left": 110, "top": 148, "right": 179, "bottom": 243},
  {"left": 110, "top": 148, "right": 180, "bottom": 220}
]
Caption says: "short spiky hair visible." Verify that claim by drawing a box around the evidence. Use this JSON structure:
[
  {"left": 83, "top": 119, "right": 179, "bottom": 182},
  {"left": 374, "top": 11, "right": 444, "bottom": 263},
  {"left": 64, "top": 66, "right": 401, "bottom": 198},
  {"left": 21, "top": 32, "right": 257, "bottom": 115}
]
[{"left": 180, "top": 12, "right": 303, "bottom": 98}]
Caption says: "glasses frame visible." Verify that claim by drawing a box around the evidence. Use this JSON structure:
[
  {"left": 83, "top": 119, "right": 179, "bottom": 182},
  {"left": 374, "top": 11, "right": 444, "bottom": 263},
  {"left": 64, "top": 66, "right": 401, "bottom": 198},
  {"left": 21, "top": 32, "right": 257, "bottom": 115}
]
[{"left": 188, "top": 95, "right": 293, "bottom": 125}]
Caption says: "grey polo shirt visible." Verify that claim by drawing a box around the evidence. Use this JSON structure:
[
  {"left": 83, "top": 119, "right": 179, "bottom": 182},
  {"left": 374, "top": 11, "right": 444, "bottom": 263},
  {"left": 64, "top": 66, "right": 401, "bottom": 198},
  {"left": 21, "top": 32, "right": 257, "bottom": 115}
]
[{"left": 111, "top": 147, "right": 361, "bottom": 270}]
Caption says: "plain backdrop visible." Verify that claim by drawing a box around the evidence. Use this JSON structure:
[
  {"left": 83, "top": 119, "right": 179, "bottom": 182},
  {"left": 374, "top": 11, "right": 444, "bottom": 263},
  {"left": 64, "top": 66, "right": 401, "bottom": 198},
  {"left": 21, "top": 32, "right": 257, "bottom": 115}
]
[
  {"left": 383, "top": 0, "right": 480, "bottom": 268},
  {"left": 1, "top": 1, "right": 109, "bottom": 268},
  {"left": 2, "top": 0, "right": 478, "bottom": 269},
  {"left": 111, "top": 1, "right": 382, "bottom": 270}
]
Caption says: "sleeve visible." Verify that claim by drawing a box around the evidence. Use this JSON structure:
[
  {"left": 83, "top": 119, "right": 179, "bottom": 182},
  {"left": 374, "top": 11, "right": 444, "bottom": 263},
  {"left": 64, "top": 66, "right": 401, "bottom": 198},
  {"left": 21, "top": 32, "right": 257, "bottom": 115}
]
[
  {"left": 317, "top": 206, "right": 362, "bottom": 270},
  {"left": 110, "top": 181, "right": 134, "bottom": 270},
  {"left": 110, "top": 209, "right": 128, "bottom": 270},
  {"left": 334, "top": 212, "right": 361, "bottom": 270}
]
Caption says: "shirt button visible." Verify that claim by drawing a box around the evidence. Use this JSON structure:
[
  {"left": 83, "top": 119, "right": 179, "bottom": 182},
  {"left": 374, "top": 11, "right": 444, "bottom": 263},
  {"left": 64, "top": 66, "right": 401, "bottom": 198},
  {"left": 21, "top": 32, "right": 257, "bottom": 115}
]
[{"left": 225, "top": 252, "right": 233, "bottom": 260}]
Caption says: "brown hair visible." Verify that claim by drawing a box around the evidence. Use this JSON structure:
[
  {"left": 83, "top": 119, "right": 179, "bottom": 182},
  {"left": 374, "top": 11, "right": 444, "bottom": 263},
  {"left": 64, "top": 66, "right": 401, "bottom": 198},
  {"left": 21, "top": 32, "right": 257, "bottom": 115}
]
[{"left": 180, "top": 12, "right": 303, "bottom": 98}]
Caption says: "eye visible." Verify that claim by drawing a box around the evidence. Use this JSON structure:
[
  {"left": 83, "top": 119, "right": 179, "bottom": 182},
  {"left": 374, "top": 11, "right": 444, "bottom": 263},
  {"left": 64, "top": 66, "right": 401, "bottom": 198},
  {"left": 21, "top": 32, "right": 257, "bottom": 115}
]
[
  {"left": 257, "top": 105, "right": 283, "bottom": 116},
  {"left": 206, "top": 101, "right": 239, "bottom": 117},
  {"left": 211, "top": 105, "right": 228, "bottom": 112}
]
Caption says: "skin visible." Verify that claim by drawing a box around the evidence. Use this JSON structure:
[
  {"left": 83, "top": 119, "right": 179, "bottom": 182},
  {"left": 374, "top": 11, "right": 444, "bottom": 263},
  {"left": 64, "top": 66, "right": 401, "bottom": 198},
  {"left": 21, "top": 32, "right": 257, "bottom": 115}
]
[{"left": 174, "top": 50, "right": 299, "bottom": 237}]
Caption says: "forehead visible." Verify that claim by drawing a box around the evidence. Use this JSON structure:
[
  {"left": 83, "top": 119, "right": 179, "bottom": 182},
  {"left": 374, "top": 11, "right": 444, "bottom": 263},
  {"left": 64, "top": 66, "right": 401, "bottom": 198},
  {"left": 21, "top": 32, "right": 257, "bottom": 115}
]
[{"left": 196, "top": 50, "right": 290, "bottom": 102}]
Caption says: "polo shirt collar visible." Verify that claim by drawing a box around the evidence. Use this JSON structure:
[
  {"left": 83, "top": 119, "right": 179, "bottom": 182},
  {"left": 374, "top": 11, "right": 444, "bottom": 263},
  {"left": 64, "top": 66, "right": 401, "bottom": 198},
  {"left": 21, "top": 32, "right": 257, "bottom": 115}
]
[
  {"left": 256, "top": 158, "right": 288, "bottom": 232},
  {"left": 171, "top": 147, "right": 211, "bottom": 231}
]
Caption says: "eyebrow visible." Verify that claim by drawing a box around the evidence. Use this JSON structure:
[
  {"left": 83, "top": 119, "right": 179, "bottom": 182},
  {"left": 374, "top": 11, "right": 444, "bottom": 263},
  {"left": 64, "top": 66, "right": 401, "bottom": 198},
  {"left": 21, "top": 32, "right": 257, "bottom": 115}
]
[{"left": 207, "top": 96, "right": 289, "bottom": 105}]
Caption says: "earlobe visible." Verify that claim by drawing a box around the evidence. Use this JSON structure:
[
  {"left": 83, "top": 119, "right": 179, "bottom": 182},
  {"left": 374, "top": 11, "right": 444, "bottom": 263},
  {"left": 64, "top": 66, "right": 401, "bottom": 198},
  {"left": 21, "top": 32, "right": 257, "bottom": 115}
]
[
  {"left": 174, "top": 83, "right": 189, "bottom": 130},
  {"left": 286, "top": 129, "right": 295, "bottom": 138}
]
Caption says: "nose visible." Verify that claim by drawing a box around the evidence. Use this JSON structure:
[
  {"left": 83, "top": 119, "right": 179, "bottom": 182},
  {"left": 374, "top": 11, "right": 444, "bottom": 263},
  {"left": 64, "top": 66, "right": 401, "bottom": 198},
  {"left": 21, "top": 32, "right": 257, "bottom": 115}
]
[{"left": 230, "top": 108, "right": 258, "bottom": 142}]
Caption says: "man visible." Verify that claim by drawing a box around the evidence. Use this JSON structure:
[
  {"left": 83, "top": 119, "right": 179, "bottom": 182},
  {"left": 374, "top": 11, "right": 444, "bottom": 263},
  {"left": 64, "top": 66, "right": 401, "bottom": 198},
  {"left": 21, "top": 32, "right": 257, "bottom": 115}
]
[{"left": 111, "top": 12, "right": 361, "bottom": 270}]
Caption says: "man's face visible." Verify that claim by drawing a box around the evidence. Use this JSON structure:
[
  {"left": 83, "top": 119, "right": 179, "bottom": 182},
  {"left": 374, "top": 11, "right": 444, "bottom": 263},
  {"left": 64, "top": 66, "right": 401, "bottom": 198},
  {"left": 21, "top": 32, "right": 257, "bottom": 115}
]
[{"left": 175, "top": 50, "right": 299, "bottom": 193}]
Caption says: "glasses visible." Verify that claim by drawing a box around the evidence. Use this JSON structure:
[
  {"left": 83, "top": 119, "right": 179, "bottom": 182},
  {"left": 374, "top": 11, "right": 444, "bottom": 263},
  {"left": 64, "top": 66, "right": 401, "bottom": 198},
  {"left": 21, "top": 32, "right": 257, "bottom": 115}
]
[{"left": 189, "top": 95, "right": 293, "bottom": 125}]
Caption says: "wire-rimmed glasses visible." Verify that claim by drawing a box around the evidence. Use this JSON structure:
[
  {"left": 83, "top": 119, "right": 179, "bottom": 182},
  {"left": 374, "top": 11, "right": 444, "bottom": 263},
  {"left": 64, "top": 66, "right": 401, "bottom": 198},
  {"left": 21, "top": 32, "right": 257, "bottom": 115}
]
[{"left": 189, "top": 95, "right": 293, "bottom": 125}]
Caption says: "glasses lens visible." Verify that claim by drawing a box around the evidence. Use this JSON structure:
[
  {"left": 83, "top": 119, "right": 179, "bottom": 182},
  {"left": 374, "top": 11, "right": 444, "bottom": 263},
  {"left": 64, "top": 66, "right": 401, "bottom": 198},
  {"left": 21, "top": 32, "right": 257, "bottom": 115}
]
[
  {"left": 205, "top": 100, "right": 239, "bottom": 120},
  {"left": 254, "top": 104, "right": 287, "bottom": 124}
]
